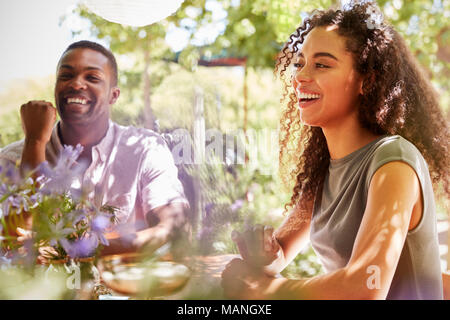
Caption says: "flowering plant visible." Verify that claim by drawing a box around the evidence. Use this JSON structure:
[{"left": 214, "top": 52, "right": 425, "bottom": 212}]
[
  {"left": 365, "top": 4, "right": 384, "bottom": 30},
  {"left": 0, "top": 144, "right": 116, "bottom": 263}
]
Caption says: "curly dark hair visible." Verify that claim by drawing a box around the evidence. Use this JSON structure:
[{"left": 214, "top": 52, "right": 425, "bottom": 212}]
[{"left": 276, "top": 2, "right": 449, "bottom": 216}]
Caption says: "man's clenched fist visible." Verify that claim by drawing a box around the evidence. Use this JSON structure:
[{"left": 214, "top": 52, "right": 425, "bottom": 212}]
[{"left": 20, "top": 100, "right": 56, "bottom": 145}]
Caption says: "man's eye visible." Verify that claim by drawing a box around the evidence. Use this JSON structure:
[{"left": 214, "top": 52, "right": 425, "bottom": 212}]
[
  {"left": 87, "top": 76, "right": 100, "bottom": 82},
  {"left": 58, "top": 74, "right": 71, "bottom": 80}
]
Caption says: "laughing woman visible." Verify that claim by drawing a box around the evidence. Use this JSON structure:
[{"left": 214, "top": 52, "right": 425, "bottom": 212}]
[{"left": 221, "top": 2, "right": 449, "bottom": 300}]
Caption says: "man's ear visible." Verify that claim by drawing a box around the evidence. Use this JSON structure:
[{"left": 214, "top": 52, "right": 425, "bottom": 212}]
[{"left": 109, "top": 87, "right": 120, "bottom": 105}]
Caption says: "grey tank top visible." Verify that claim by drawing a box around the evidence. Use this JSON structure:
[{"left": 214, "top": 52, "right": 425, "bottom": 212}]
[{"left": 310, "top": 135, "right": 443, "bottom": 299}]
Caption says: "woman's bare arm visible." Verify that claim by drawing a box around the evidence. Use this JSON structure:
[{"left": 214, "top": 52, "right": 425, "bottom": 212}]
[
  {"left": 263, "top": 202, "right": 313, "bottom": 275},
  {"left": 254, "top": 161, "right": 420, "bottom": 299}
]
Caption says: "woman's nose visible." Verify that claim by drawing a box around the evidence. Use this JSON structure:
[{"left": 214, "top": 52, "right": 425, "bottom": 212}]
[{"left": 293, "top": 66, "right": 313, "bottom": 85}]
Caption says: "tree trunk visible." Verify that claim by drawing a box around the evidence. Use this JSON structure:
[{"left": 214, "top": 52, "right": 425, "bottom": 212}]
[
  {"left": 143, "top": 41, "right": 156, "bottom": 131},
  {"left": 243, "top": 61, "right": 248, "bottom": 138},
  {"left": 243, "top": 60, "right": 249, "bottom": 164}
]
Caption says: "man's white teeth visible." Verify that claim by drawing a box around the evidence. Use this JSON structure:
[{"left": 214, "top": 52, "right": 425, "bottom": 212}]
[
  {"left": 298, "top": 92, "right": 321, "bottom": 100},
  {"left": 67, "top": 98, "right": 87, "bottom": 104}
]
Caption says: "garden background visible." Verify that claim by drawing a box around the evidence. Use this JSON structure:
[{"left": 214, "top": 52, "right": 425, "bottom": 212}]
[{"left": 0, "top": 0, "right": 448, "bottom": 281}]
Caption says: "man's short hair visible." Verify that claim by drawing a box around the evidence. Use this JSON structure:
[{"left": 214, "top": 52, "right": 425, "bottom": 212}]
[{"left": 60, "top": 40, "right": 118, "bottom": 86}]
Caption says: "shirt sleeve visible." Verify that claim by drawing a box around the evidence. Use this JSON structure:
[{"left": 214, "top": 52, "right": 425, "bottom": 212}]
[
  {"left": 139, "top": 141, "right": 189, "bottom": 214},
  {"left": 0, "top": 140, "right": 24, "bottom": 167}
]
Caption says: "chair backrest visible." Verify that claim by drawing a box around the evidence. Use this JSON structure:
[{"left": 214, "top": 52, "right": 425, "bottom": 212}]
[{"left": 443, "top": 272, "right": 450, "bottom": 300}]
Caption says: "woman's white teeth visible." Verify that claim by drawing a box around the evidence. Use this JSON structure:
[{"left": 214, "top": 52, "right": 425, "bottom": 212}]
[
  {"left": 67, "top": 97, "right": 87, "bottom": 104},
  {"left": 298, "top": 92, "right": 320, "bottom": 100}
]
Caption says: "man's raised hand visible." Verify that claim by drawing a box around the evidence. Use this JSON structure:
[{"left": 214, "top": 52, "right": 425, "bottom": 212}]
[
  {"left": 20, "top": 101, "right": 57, "bottom": 172},
  {"left": 20, "top": 100, "right": 56, "bottom": 145}
]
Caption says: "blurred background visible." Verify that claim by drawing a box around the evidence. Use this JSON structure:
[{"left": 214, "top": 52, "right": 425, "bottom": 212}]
[{"left": 0, "top": 0, "right": 448, "bottom": 279}]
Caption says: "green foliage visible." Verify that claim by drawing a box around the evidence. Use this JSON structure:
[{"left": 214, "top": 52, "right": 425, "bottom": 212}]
[
  {"left": 0, "top": 75, "right": 55, "bottom": 148},
  {"left": 211, "top": 0, "right": 449, "bottom": 108},
  {"left": 211, "top": 0, "right": 280, "bottom": 69},
  {"left": 251, "top": 0, "right": 335, "bottom": 42},
  {"left": 0, "top": 0, "right": 446, "bottom": 285},
  {"left": 281, "top": 245, "right": 324, "bottom": 278},
  {"left": 149, "top": 65, "right": 282, "bottom": 131},
  {"left": 0, "top": 112, "right": 22, "bottom": 149},
  {"left": 185, "top": 160, "right": 289, "bottom": 255}
]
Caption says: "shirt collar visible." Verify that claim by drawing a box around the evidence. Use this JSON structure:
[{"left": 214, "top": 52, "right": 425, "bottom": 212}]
[
  {"left": 95, "top": 120, "right": 115, "bottom": 163},
  {"left": 50, "top": 120, "right": 115, "bottom": 164}
]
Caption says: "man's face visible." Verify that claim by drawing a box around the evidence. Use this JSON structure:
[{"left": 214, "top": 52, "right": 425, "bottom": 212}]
[{"left": 54, "top": 48, "right": 119, "bottom": 126}]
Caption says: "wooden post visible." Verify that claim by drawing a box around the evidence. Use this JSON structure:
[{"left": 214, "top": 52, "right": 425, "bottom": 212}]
[
  {"left": 193, "top": 86, "right": 205, "bottom": 165},
  {"left": 192, "top": 86, "right": 205, "bottom": 231},
  {"left": 448, "top": 214, "right": 450, "bottom": 271},
  {"left": 243, "top": 60, "right": 249, "bottom": 164},
  {"left": 143, "top": 39, "right": 156, "bottom": 131},
  {"left": 444, "top": 214, "right": 450, "bottom": 299},
  {"left": 243, "top": 60, "right": 248, "bottom": 139}
]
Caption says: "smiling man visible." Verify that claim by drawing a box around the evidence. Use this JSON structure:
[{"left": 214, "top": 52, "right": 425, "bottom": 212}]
[{"left": 0, "top": 40, "right": 189, "bottom": 256}]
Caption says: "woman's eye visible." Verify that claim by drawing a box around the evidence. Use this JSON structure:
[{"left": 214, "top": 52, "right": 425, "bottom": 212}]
[
  {"left": 293, "top": 63, "right": 303, "bottom": 68},
  {"left": 316, "top": 63, "right": 329, "bottom": 68}
]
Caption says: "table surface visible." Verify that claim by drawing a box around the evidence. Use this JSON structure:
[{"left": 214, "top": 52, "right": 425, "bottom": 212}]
[
  {"left": 98, "top": 254, "right": 239, "bottom": 300},
  {"left": 167, "top": 254, "right": 239, "bottom": 299}
]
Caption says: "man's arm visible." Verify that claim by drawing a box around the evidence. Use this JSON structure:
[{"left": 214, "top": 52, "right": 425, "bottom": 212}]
[
  {"left": 1, "top": 101, "right": 55, "bottom": 239},
  {"left": 19, "top": 101, "right": 56, "bottom": 174},
  {"left": 100, "top": 202, "right": 188, "bottom": 256}
]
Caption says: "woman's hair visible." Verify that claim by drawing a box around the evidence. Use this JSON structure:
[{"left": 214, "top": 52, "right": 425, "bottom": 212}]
[{"left": 276, "top": 2, "right": 449, "bottom": 216}]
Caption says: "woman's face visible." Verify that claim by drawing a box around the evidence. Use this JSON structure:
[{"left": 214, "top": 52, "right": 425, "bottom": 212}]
[{"left": 292, "top": 26, "right": 363, "bottom": 128}]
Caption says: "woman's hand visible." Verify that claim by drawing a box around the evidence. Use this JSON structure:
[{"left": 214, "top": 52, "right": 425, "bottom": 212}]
[
  {"left": 231, "top": 224, "right": 281, "bottom": 269},
  {"left": 221, "top": 258, "right": 271, "bottom": 299}
]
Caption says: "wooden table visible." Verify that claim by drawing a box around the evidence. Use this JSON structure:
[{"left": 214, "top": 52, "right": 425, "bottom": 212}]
[
  {"left": 98, "top": 254, "right": 239, "bottom": 300},
  {"left": 166, "top": 254, "right": 239, "bottom": 299}
]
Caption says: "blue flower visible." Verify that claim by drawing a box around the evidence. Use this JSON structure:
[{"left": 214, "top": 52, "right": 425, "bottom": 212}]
[
  {"left": 0, "top": 183, "right": 8, "bottom": 198},
  {"left": 1, "top": 200, "right": 10, "bottom": 217},
  {"left": 28, "top": 193, "right": 42, "bottom": 209},
  {"left": 0, "top": 225, "right": 4, "bottom": 244},
  {"left": 48, "top": 220, "right": 76, "bottom": 247},
  {"left": 5, "top": 164, "right": 22, "bottom": 185},
  {"left": 230, "top": 199, "right": 244, "bottom": 212},
  {"left": 66, "top": 209, "right": 88, "bottom": 225},
  {"left": 38, "top": 144, "right": 86, "bottom": 196},
  {"left": 365, "top": 5, "right": 384, "bottom": 30},
  {"left": 60, "top": 237, "right": 97, "bottom": 259},
  {"left": 0, "top": 253, "right": 12, "bottom": 271},
  {"left": 90, "top": 215, "right": 111, "bottom": 246},
  {"left": 205, "top": 203, "right": 215, "bottom": 218},
  {"left": 197, "top": 225, "right": 214, "bottom": 241},
  {"left": 1, "top": 193, "right": 33, "bottom": 216}
]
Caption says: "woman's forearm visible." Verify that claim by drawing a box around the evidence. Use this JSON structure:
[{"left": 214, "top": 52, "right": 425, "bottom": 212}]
[
  {"left": 262, "top": 249, "right": 288, "bottom": 276},
  {"left": 259, "top": 266, "right": 385, "bottom": 300}
]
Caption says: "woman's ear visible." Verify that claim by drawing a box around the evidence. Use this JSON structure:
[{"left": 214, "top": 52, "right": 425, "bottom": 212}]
[{"left": 360, "top": 72, "right": 375, "bottom": 95}]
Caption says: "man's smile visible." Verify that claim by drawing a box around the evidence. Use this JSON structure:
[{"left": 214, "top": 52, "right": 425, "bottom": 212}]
[
  {"left": 63, "top": 94, "right": 92, "bottom": 105},
  {"left": 66, "top": 97, "right": 89, "bottom": 105}
]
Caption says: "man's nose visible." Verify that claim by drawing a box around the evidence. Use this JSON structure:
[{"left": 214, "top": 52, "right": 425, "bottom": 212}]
[{"left": 69, "top": 76, "right": 87, "bottom": 90}]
